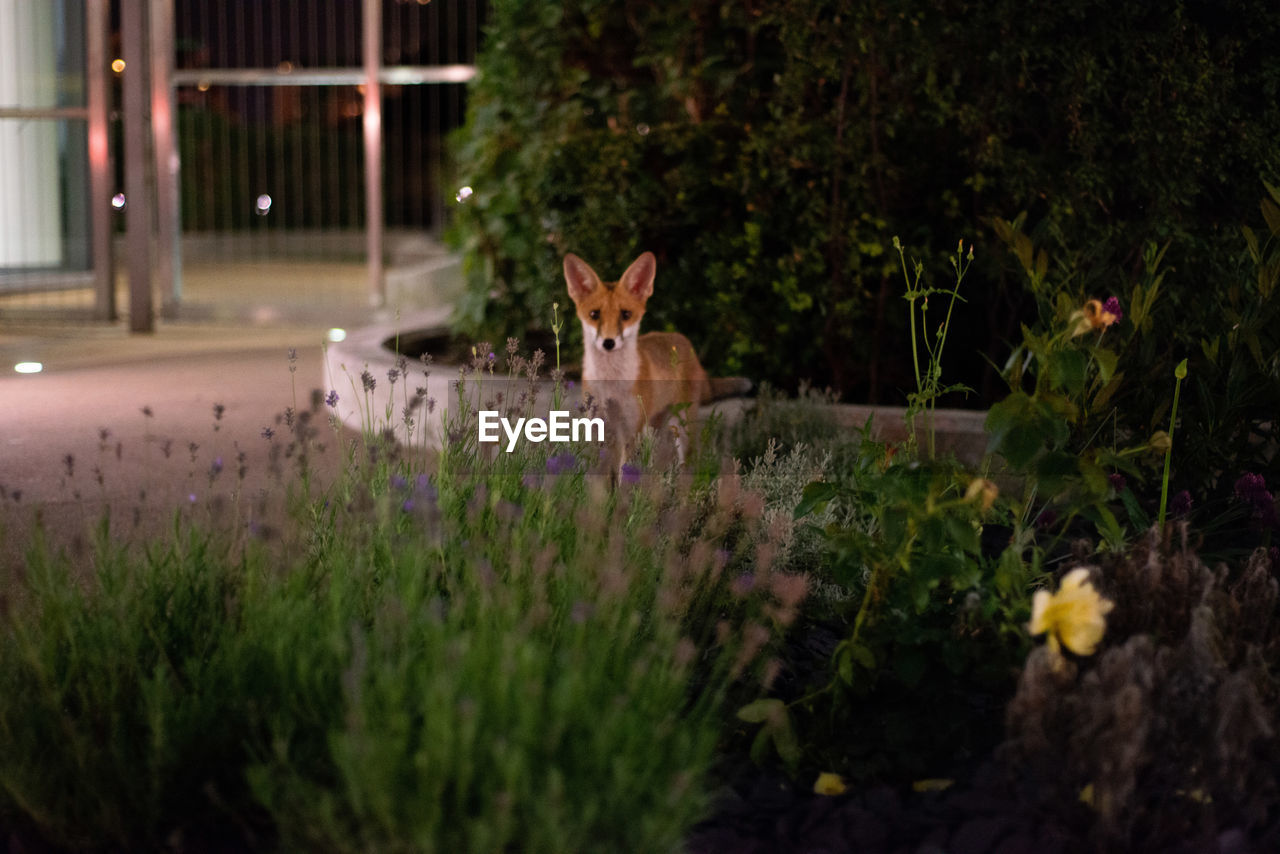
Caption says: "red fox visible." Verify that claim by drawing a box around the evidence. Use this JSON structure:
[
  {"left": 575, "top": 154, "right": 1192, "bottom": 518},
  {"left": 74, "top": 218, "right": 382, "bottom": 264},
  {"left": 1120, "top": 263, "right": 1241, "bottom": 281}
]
[{"left": 563, "top": 251, "right": 748, "bottom": 467}]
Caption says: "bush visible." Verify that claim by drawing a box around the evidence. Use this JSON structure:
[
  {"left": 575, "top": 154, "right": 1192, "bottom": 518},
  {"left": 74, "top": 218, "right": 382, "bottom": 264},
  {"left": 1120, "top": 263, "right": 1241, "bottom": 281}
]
[{"left": 448, "top": 0, "right": 1280, "bottom": 403}]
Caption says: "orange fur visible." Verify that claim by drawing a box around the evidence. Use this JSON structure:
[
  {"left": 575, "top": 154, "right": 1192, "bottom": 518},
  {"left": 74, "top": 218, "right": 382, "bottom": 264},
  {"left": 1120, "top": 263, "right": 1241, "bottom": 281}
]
[{"left": 564, "top": 252, "right": 708, "bottom": 462}]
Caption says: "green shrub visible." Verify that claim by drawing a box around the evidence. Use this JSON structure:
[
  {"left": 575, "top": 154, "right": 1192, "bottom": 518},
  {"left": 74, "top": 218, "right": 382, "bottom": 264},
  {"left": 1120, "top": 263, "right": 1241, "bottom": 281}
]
[
  {"left": 990, "top": 188, "right": 1280, "bottom": 539},
  {"left": 449, "top": 0, "right": 1280, "bottom": 403}
]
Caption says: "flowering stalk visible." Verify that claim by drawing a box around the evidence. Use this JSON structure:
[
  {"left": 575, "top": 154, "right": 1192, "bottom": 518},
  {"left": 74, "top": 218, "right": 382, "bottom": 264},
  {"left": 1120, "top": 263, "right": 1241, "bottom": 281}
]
[
  {"left": 897, "top": 236, "right": 972, "bottom": 458},
  {"left": 551, "top": 302, "right": 565, "bottom": 412},
  {"left": 1157, "top": 358, "right": 1188, "bottom": 527}
]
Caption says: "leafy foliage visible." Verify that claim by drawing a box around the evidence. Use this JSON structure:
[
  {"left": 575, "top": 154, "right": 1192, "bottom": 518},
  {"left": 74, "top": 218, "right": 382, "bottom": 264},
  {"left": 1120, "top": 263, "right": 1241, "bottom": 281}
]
[{"left": 449, "top": 0, "right": 1280, "bottom": 402}]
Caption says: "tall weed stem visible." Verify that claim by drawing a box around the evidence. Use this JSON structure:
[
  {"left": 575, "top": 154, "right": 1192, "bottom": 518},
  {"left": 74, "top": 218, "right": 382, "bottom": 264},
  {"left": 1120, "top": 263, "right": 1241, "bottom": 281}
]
[{"left": 1157, "top": 358, "right": 1189, "bottom": 527}]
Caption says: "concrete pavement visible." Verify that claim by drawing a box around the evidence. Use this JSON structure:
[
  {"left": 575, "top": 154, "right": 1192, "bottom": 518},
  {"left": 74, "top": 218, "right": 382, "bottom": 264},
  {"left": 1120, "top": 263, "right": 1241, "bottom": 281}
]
[{"left": 0, "top": 321, "right": 358, "bottom": 570}]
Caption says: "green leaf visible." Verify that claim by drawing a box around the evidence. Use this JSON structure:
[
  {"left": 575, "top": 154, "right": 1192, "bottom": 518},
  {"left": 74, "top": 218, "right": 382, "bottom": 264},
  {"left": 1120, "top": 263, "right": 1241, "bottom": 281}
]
[
  {"left": 1242, "top": 225, "right": 1260, "bottom": 262},
  {"left": 1262, "top": 198, "right": 1280, "bottom": 239},
  {"left": 1094, "top": 348, "right": 1118, "bottom": 384},
  {"left": 985, "top": 393, "right": 1047, "bottom": 469},
  {"left": 836, "top": 645, "right": 854, "bottom": 683},
  {"left": 749, "top": 727, "right": 773, "bottom": 765},
  {"left": 848, "top": 641, "right": 876, "bottom": 671},
  {"left": 1092, "top": 373, "right": 1124, "bottom": 410},
  {"left": 737, "top": 698, "right": 785, "bottom": 724},
  {"left": 1083, "top": 504, "right": 1125, "bottom": 550},
  {"left": 1050, "top": 348, "right": 1088, "bottom": 395},
  {"left": 1120, "top": 487, "right": 1150, "bottom": 529},
  {"left": 1265, "top": 179, "right": 1280, "bottom": 206},
  {"left": 795, "top": 481, "right": 839, "bottom": 519},
  {"left": 772, "top": 714, "right": 802, "bottom": 767}
]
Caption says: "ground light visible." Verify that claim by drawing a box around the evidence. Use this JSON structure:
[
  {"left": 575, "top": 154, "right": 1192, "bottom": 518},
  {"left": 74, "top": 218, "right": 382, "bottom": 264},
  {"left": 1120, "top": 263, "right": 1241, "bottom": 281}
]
[
  {"left": 14, "top": 362, "right": 43, "bottom": 374},
  {"left": 327, "top": 328, "right": 347, "bottom": 343}
]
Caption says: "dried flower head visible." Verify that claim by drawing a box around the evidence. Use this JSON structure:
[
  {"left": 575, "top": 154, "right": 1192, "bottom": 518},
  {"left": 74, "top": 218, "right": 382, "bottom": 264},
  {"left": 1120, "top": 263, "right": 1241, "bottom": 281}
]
[
  {"left": 964, "top": 477, "right": 999, "bottom": 512},
  {"left": 1071, "top": 297, "right": 1122, "bottom": 336}
]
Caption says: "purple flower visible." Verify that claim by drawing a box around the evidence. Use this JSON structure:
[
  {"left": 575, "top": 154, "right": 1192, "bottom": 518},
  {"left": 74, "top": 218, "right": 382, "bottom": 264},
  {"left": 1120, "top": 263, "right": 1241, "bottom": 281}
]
[
  {"left": 1170, "top": 489, "right": 1193, "bottom": 518},
  {"left": 261, "top": 427, "right": 275, "bottom": 439},
  {"left": 390, "top": 474, "right": 408, "bottom": 491},
  {"left": 401, "top": 498, "right": 415, "bottom": 513},
  {"left": 731, "top": 573, "right": 756, "bottom": 597},
  {"left": 546, "top": 453, "right": 578, "bottom": 475},
  {"left": 1108, "top": 473, "right": 1127, "bottom": 492},
  {"left": 1234, "top": 472, "right": 1269, "bottom": 503},
  {"left": 414, "top": 474, "right": 438, "bottom": 502},
  {"left": 1234, "top": 473, "right": 1276, "bottom": 527},
  {"left": 1102, "top": 296, "right": 1123, "bottom": 323},
  {"left": 360, "top": 371, "right": 376, "bottom": 393},
  {"left": 621, "top": 463, "right": 641, "bottom": 485},
  {"left": 325, "top": 390, "right": 339, "bottom": 408}
]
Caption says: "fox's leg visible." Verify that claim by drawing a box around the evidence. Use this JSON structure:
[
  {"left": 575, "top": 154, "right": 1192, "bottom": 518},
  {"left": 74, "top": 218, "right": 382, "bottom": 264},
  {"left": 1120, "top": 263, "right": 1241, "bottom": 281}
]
[{"left": 601, "top": 396, "right": 643, "bottom": 484}]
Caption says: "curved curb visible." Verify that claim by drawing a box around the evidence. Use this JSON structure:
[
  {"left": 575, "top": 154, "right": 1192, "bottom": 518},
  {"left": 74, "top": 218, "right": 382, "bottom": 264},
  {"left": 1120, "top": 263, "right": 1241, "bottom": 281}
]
[
  {"left": 323, "top": 306, "right": 456, "bottom": 446},
  {"left": 323, "top": 313, "right": 989, "bottom": 462},
  {"left": 322, "top": 309, "right": 752, "bottom": 451}
]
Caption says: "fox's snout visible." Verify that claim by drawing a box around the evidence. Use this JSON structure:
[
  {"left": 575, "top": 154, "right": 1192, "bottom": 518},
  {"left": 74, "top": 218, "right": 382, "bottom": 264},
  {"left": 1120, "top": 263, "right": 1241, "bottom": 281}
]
[{"left": 586, "top": 317, "right": 631, "bottom": 353}]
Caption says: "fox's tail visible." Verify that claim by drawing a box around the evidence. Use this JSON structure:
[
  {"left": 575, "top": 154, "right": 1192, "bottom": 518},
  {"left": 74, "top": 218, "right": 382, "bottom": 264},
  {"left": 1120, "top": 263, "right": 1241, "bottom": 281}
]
[{"left": 705, "top": 376, "right": 753, "bottom": 402}]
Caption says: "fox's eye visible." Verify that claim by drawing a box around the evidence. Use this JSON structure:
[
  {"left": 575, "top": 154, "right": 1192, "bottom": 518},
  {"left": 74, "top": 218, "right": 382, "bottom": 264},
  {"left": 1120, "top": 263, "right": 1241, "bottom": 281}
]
[
  {"left": 620, "top": 310, "right": 632, "bottom": 321},
  {"left": 589, "top": 309, "right": 600, "bottom": 321}
]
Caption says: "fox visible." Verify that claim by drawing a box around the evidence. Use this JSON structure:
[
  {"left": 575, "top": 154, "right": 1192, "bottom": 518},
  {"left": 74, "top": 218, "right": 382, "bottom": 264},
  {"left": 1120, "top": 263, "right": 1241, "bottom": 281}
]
[{"left": 563, "top": 251, "right": 749, "bottom": 469}]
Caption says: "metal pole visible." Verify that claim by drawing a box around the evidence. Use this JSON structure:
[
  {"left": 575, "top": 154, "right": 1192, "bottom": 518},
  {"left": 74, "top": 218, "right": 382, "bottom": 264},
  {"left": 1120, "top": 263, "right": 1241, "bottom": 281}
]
[
  {"left": 150, "top": 0, "right": 182, "bottom": 315},
  {"left": 86, "top": 0, "right": 115, "bottom": 320},
  {"left": 363, "top": 0, "right": 384, "bottom": 307},
  {"left": 121, "top": 0, "right": 153, "bottom": 332}
]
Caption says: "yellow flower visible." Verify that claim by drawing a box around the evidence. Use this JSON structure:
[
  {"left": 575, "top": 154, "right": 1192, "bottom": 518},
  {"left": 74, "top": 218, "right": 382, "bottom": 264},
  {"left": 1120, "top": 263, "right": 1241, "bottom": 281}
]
[
  {"left": 964, "top": 477, "right": 999, "bottom": 512},
  {"left": 1029, "top": 568, "right": 1114, "bottom": 656},
  {"left": 813, "top": 772, "right": 847, "bottom": 796}
]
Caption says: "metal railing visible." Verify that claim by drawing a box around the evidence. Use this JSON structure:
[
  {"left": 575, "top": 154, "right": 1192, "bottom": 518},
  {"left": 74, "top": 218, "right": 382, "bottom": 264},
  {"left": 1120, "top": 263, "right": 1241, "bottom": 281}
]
[{"left": 0, "top": 0, "right": 482, "bottom": 329}]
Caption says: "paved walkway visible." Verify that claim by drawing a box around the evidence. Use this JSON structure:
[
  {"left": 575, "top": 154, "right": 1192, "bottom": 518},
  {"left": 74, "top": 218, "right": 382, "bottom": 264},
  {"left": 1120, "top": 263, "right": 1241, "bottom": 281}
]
[{"left": 0, "top": 321, "right": 357, "bottom": 570}]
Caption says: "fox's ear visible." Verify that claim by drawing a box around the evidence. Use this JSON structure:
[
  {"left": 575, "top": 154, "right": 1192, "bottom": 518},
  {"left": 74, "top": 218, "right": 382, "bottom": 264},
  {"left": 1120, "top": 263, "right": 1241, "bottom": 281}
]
[
  {"left": 620, "top": 251, "right": 656, "bottom": 299},
  {"left": 564, "top": 253, "right": 601, "bottom": 301}
]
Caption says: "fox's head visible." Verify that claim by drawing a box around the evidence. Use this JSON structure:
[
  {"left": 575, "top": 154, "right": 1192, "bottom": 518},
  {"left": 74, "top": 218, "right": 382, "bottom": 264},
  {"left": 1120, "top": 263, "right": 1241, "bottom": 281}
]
[{"left": 563, "top": 252, "right": 655, "bottom": 354}]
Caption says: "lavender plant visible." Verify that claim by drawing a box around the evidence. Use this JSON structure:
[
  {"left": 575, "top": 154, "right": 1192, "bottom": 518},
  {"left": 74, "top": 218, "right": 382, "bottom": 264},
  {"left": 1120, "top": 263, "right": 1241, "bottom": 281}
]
[{"left": 0, "top": 338, "right": 811, "bottom": 852}]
